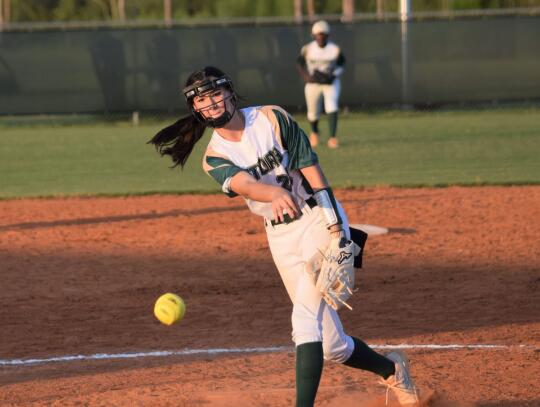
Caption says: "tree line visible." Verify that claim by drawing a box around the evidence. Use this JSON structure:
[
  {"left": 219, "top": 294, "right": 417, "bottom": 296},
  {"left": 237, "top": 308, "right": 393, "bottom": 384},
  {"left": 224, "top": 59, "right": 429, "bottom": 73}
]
[{"left": 1, "top": 0, "right": 539, "bottom": 23}]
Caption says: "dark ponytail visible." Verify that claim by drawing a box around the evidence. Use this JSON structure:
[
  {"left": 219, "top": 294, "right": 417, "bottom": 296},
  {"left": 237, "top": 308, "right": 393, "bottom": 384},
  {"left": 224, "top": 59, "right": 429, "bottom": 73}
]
[
  {"left": 149, "top": 66, "right": 231, "bottom": 168},
  {"left": 148, "top": 114, "right": 206, "bottom": 168}
]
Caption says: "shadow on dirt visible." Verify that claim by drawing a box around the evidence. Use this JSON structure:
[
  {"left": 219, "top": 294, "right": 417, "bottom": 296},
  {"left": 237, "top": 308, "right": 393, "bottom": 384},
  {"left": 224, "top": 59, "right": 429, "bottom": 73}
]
[
  {"left": 477, "top": 401, "right": 540, "bottom": 407},
  {"left": 0, "top": 205, "right": 247, "bottom": 231},
  {"left": 0, "top": 192, "right": 431, "bottom": 232}
]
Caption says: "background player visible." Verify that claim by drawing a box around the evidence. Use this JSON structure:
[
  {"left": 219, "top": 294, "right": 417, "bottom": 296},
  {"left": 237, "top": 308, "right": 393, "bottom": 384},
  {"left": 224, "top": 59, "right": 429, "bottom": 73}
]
[
  {"left": 297, "top": 20, "right": 345, "bottom": 149},
  {"left": 149, "top": 66, "right": 420, "bottom": 407}
]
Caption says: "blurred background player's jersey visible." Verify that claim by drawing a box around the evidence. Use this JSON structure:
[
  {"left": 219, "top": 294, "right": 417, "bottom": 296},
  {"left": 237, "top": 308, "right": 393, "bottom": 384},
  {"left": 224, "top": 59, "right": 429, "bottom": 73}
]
[{"left": 299, "top": 41, "right": 344, "bottom": 76}]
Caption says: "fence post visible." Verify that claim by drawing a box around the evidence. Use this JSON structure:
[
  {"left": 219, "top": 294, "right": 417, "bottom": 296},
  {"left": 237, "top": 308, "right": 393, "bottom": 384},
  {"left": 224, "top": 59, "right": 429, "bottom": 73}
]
[
  {"left": 294, "top": 0, "right": 302, "bottom": 23},
  {"left": 306, "top": 0, "right": 315, "bottom": 22},
  {"left": 400, "top": 0, "right": 411, "bottom": 106},
  {"left": 0, "top": 0, "right": 8, "bottom": 30},
  {"left": 342, "top": 0, "right": 354, "bottom": 23},
  {"left": 377, "top": 0, "right": 384, "bottom": 20},
  {"left": 118, "top": 0, "right": 126, "bottom": 21},
  {"left": 164, "top": 0, "right": 172, "bottom": 27}
]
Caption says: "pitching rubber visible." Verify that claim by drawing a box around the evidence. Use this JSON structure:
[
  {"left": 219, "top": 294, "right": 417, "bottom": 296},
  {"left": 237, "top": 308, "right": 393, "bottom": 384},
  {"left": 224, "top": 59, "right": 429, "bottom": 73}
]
[{"left": 349, "top": 224, "right": 389, "bottom": 236}]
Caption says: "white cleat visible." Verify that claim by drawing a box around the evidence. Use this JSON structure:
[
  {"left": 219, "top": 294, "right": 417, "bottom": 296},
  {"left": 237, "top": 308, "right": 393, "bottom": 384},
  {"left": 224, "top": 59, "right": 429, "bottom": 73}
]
[
  {"left": 327, "top": 137, "right": 339, "bottom": 149},
  {"left": 380, "top": 351, "right": 420, "bottom": 406}
]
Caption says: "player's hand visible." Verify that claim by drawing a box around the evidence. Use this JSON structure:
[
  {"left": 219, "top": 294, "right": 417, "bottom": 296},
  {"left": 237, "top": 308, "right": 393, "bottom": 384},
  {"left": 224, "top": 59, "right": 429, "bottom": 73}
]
[{"left": 271, "top": 188, "right": 300, "bottom": 223}]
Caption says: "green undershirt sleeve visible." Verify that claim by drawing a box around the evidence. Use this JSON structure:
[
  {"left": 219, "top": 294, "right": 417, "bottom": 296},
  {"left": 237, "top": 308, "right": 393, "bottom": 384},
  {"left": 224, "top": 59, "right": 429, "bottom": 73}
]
[
  {"left": 205, "top": 156, "right": 244, "bottom": 198},
  {"left": 272, "top": 108, "right": 318, "bottom": 171}
]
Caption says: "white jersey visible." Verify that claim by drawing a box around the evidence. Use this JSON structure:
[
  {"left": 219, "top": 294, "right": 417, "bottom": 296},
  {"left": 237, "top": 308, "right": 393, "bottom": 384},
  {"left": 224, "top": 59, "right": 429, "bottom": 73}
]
[
  {"left": 203, "top": 105, "right": 357, "bottom": 362},
  {"left": 202, "top": 105, "right": 318, "bottom": 220},
  {"left": 300, "top": 40, "right": 345, "bottom": 77}
]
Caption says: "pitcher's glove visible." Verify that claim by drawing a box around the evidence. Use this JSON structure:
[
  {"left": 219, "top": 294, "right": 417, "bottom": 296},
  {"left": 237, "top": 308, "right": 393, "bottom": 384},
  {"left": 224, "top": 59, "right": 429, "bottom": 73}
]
[
  {"left": 311, "top": 69, "right": 335, "bottom": 84},
  {"left": 305, "top": 234, "right": 361, "bottom": 310}
]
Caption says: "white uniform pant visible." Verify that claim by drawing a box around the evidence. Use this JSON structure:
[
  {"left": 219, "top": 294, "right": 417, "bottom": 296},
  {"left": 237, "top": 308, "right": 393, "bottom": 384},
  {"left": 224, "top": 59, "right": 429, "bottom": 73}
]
[
  {"left": 304, "top": 79, "right": 341, "bottom": 122},
  {"left": 265, "top": 200, "right": 354, "bottom": 363}
]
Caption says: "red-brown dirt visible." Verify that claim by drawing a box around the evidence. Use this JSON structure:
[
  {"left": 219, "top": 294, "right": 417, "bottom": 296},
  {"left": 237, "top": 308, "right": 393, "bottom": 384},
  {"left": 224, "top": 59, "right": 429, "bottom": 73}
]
[{"left": 0, "top": 187, "right": 538, "bottom": 406}]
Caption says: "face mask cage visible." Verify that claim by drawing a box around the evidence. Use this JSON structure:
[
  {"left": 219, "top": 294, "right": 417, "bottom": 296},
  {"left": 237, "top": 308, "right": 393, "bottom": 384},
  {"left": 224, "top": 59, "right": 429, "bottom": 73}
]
[{"left": 182, "top": 76, "right": 237, "bottom": 128}]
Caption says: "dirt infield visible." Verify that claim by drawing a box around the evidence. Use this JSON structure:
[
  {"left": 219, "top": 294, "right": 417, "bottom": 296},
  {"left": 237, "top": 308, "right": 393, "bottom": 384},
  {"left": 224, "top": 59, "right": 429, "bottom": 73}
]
[{"left": 0, "top": 186, "right": 539, "bottom": 406}]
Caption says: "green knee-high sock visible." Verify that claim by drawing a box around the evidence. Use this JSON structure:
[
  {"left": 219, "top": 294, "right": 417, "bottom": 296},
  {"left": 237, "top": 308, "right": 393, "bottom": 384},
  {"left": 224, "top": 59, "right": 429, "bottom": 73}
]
[
  {"left": 296, "top": 342, "right": 324, "bottom": 407},
  {"left": 309, "top": 120, "right": 319, "bottom": 134},
  {"left": 343, "top": 337, "right": 395, "bottom": 379},
  {"left": 328, "top": 112, "right": 338, "bottom": 138}
]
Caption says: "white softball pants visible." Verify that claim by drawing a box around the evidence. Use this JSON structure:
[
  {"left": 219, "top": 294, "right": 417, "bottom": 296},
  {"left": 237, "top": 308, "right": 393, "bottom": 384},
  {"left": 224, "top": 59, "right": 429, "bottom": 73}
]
[
  {"left": 265, "top": 200, "right": 354, "bottom": 363},
  {"left": 304, "top": 79, "right": 341, "bottom": 122}
]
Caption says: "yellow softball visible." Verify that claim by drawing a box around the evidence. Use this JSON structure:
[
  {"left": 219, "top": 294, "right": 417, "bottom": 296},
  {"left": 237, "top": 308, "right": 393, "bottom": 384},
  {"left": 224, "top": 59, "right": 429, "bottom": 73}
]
[{"left": 154, "top": 293, "right": 186, "bottom": 326}]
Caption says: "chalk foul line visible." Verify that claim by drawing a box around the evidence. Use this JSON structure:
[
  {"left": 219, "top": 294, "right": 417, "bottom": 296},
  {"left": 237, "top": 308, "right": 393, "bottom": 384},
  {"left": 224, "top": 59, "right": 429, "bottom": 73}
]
[{"left": 0, "top": 343, "right": 536, "bottom": 367}]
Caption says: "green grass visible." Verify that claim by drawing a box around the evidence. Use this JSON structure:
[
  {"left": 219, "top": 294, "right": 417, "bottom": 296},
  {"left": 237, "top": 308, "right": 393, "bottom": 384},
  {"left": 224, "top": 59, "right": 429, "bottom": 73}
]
[{"left": 1, "top": 107, "right": 539, "bottom": 199}]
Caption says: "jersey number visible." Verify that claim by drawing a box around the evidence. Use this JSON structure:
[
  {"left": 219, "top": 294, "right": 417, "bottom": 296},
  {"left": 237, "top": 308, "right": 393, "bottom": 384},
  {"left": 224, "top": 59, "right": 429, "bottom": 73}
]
[{"left": 276, "top": 174, "right": 293, "bottom": 191}]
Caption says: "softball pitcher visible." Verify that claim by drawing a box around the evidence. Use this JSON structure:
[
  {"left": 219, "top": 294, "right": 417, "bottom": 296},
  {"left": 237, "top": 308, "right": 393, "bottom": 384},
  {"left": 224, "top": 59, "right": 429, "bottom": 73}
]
[
  {"left": 149, "top": 66, "right": 420, "bottom": 407},
  {"left": 297, "top": 20, "right": 345, "bottom": 149}
]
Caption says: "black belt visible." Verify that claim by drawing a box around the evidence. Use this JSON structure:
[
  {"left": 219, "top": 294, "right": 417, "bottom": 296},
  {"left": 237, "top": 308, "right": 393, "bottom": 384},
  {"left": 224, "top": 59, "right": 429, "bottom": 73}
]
[{"left": 269, "top": 197, "right": 317, "bottom": 226}]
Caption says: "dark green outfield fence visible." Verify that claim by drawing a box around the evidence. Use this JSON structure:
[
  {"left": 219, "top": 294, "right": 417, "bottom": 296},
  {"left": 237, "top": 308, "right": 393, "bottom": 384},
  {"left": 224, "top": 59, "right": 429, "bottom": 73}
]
[{"left": 0, "top": 16, "right": 539, "bottom": 115}]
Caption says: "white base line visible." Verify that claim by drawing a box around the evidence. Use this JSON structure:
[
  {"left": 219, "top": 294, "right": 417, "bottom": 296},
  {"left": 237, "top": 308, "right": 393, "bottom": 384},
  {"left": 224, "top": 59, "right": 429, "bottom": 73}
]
[{"left": 0, "top": 344, "right": 535, "bottom": 367}]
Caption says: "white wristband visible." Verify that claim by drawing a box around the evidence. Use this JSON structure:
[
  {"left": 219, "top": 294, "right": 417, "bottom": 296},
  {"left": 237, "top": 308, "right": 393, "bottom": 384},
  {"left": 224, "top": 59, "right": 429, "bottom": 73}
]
[{"left": 313, "top": 189, "right": 340, "bottom": 228}]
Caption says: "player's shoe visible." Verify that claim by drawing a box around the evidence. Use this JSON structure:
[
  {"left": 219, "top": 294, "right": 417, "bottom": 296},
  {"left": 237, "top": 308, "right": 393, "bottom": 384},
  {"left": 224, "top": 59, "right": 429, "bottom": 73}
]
[
  {"left": 380, "top": 351, "right": 420, "bottom": 406},
  {"left": 327, "top": 137, "right": 339, "bottom": 149},
  {"left": 309, "top": 132, "right": 319, "bottom": 147}
]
